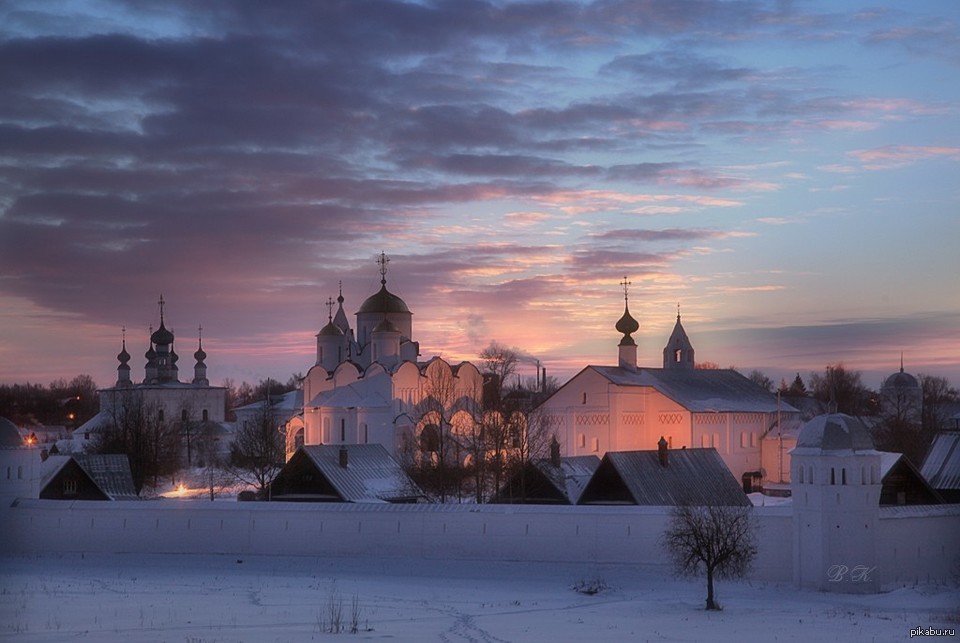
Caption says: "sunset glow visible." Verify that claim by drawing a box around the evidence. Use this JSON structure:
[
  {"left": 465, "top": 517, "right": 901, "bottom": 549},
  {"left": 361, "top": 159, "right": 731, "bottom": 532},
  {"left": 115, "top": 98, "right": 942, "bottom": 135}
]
[{"left": 0, "top": 1, "right": 957, "bottom": 391}]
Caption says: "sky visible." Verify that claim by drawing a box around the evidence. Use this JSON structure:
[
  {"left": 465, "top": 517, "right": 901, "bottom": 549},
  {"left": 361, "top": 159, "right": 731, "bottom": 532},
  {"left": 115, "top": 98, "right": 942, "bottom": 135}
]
[{"left": 0, "top": 0, "right": 958, "bottom": 392}]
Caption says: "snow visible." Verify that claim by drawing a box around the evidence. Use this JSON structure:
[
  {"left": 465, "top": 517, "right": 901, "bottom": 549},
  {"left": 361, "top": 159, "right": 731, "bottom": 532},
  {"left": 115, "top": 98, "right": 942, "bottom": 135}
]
[{"left": 1, "top": 553, "right": 956, "bottom": 642}]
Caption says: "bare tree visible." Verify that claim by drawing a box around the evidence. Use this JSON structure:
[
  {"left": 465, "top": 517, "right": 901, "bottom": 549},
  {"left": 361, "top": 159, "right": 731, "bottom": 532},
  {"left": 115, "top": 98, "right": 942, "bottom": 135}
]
[
  {"left": 91, "top": 390, "right": 180, "bottom": 494},
  {"left": 227, "top": 398, "right": 285, "bottom": 496},
  {"left": 808, "top": 363, "right": 875, "bottom": 416},
  {"left": 662, "top": 504, "right": 758, "bottom": 611}
]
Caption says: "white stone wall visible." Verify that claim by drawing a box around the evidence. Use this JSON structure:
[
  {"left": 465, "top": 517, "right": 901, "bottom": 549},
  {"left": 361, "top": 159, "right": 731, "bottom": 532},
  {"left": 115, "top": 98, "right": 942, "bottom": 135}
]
[{"left": 0, "top": 499, "right": 786, "bottom": 582}]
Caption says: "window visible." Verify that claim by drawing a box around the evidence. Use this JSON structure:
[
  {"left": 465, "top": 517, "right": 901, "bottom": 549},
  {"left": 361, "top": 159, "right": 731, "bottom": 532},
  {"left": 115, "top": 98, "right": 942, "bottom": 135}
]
[
  {"left": 830, "top": 468, "right": 835, "bottom": 485},
  {"left": 841, "top": 468, "right": 847, "bottom": 485},
  {"left": 808, "top": 466, "right": 814, "bottom": 484},
  {"left": 578, "top": 433, "right": 586, "bottom": 448},
  {"left": 363, "top": 424, "right": 368, "bottom": 444},
  {"left": 798, "top": 467, "right": 804, "bottom": 484},
  {"left": 701, "top": 434, "right": 709, "bottom": 448},
  {"left": 591, "top": 437, "right": 599, "bottom": 452},
  {"left": 202, "top": 409, "right": 208, "bottom": 421},
  {"left": 323, "top": 418, "right": 330, "bottom": 443},
  {"left": 17, "top": 466, "right": 22, "bottom": 479},
  {"left": 749, "top": 432, "right": 756, "bottom": 448},
  {"left": 158, "top": 409, "right": 164, "bottom": 422},
  {"left": 675, "top": 349, "right": 682, "bottom": 363},
  {"left": 181, "top": 409, "right": 188, "bottom": 421},
  {"left": 63, "top": 479, "right": 77, "bottom": 496},
  {"left": 340, "top": 418, "right": 345, "bottom": 442},
  {"left": 740, "top": 432, "right": 747, "bottom": 448},
  {"left": 582, "top": 392, "right": 587, "bottom": 404},
  {"left": 420, "top": 425, "right": 440, "bottom": 453}
]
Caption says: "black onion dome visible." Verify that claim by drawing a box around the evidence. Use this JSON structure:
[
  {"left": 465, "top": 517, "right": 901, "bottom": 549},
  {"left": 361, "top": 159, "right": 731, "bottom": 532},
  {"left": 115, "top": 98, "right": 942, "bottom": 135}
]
[
  {"left": 616, "top": 305, "right": 640, "bottom": 335},
  {"left": 151, "top": 322, "right": 175, "bottom": 346},
  {"left": 117, "top": 345, "right": 131, "bottom": 363},
  {"left": 358, "top": 285, "right": 410, "bottom": 314}
]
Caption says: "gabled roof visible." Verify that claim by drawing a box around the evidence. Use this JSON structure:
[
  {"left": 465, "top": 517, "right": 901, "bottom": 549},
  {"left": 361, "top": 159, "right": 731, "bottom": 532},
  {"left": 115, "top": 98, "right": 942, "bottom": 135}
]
[
  {"left": 588, "top": 366, "right": 795, "bottom": 414},
  {"left": 491, "top": 455, "right": 600, "bottom": 505},
  {"left": 274, "top": 444, "right": 421, "bottom": 503},
  {"left": 921, "top": 432, "right": 960, "bottom": 492},
  {"left": 307, "top": 380, "right": 390, "bottom": 409},
  {"left": 41, "top": 454, "right": 139, "bottom": 500},
  {"left": 578, "top": 448, "right": 750, "bottom": 507}
]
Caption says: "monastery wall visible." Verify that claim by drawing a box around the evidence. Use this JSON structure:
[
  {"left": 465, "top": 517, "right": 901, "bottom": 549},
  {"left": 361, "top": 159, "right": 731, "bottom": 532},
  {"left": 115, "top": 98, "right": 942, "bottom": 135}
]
[
  {"left": 2, "top": 500, "right": 793, "bottom": 577},
  {"left": 3, "top": 500, "right": 954, "bottom": 590}
]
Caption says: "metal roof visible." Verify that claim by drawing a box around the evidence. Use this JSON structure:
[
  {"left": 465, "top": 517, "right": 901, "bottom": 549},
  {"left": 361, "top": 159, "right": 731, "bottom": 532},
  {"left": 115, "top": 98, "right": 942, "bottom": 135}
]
[
  {"left": 579, "top": 448, "right": 751, "bottom": 507},
  {"left": 532, "top": 455, "right": 601, "bottom": 504},
  {"left": 292, "top": 444, "right": 421, "bottom": 503},
  {"left": 42, "top": 454, "right": 139, "bottom": 500},
  {"left": 590, "top": 366, "right": 796, "bottom": 414},
  {"left": 921, "top": 432, "right": 960, "bottom": 491}
]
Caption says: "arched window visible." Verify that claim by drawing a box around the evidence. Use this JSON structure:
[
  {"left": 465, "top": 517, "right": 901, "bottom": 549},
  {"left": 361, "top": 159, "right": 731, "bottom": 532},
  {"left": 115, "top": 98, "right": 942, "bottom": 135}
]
[
  {"left": 420, "top": 424, "right": 440, "bottom": 453},
  {"left": 798, "top": 467, "right": 804, "bottom": 484},
  {"left": 202, "top": 409, "right": 208, "bottom": 421},
  {"left": 294, "top": 428, "right": 304, "bottom": 451},
  {"left": 830, "top": 468, "right": 835, "bottom": 485},
  {"left": 841, "top": 468, "right": 847, "bottom": 485}
]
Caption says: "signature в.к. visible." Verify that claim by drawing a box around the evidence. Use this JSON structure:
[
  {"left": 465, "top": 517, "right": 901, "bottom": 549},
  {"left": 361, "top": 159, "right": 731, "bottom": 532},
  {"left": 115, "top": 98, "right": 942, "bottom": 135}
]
[{"left": 827, "top": 564, "right": 876, "bottom": 582}]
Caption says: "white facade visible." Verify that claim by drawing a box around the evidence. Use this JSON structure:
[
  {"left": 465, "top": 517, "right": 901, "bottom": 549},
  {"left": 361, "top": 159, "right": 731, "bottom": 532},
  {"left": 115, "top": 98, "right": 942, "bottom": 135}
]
[
  {"left": 791, "top": 414, "right": 882, "bottom": 593},
  {"left": 295, "top": 257, "right": 483, "bottom": 461},
  {"left": 74, "top": 300, "right": 228, "bottom": 461},
  {"left": 536, "top": 299, "right": 797, "bottom": 484}
]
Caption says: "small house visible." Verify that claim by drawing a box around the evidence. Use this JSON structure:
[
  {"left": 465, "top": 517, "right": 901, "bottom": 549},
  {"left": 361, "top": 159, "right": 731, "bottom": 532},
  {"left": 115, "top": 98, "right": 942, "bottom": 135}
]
[
  {"left": 39, "top": 454, "right": 139, "bottom": 501},
  {"left": 577, "top": 439, "right": 751, "bottom": 506},
  {"left": 268, "top": 444, "right": 422, "bottom": 503}
]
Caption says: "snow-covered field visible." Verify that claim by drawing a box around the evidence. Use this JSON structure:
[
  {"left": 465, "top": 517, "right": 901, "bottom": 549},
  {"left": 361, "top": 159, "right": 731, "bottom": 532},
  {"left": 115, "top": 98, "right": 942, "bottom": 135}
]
[{"left": 1, "top": 554, "right": 957, "bottom": 642}]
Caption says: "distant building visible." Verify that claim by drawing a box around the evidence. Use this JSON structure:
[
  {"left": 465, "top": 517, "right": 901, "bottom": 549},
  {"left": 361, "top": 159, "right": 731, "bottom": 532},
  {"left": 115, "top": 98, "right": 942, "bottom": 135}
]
[
  {"left": 0, "top": 416, "right": 41, "bottom": 501},
  {"left": 269, "top": 444, "right": 422, "bottom": 503},
  {"left": 534, "top": 283, "right": 799, "bottom": 486},
  {"left": 880, "top": 356, "right": 923, "bottom": 425},
  {"left": 74, "top": 297, "right": 229, "bottom": 465}
]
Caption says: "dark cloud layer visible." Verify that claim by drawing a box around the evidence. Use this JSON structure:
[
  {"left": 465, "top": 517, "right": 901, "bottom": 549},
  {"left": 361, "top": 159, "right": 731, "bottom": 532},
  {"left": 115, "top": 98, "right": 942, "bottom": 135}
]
[{"left": 0, "top": 0, "right": 956, "bottom": 386}]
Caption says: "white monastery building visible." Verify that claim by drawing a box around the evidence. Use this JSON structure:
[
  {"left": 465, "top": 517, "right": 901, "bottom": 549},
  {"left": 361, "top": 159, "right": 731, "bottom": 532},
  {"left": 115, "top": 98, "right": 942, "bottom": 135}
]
[
  {"left": 74, "top": 297, "right": 229, "bottom": 462},
  {"left": 535, "top": 280, "right": 800, "bottom": 487},
  {"left": 291, "top": 254, "right": 483, "bottom": 461}
]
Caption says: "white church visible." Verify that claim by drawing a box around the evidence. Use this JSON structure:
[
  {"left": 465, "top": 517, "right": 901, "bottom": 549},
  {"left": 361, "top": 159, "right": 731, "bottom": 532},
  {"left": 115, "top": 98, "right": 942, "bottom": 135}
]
[
  {"left": 74, "top": 297, "right": 229, "bottom": 463},
  {"left": 289, "top": 254, "right": 484, "bottom": 462},
  {"left": 535, "top": 279, "right": 801, "bottom": 488}
]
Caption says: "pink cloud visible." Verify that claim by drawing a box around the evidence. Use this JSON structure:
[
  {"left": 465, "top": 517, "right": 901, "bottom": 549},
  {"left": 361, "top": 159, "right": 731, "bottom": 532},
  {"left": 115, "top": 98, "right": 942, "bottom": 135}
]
[{"left": 848, "top": 145, "right": 960, "bottom": 169}]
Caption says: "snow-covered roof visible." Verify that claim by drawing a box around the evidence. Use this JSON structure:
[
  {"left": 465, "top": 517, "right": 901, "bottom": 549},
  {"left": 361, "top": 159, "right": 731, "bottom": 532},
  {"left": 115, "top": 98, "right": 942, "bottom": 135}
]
[
  {"left": 589, "top": 366, "right": 796, "bottom": 414},
  {"left": 41, "top": 454, "right": 139, "bottom": 501},
  {"left": 277, "top": 444, "right": 421, "bottom": 503},
  {"left": 920, "top": 432, "right": 960, "bottom": 492},
  {"left": 791, "top": 413, "right": 878, "bottom": 456},
  {"left": 579, "top": 448, "right": 751, "bottom": 507},
  {"left": 307, "top": 380, "right": 390, "bottom": 409},
  {"left": 535, "top": 455, "right": 601, "bottom": 504},
  {"left": 232, "top": 389, "right": 303, "bottom": 413}
]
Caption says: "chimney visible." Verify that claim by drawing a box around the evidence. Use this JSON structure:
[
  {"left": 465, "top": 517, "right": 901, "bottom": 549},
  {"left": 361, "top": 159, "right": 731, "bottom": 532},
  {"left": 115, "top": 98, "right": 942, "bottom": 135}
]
[
  {"left": 541, "top": 366, "right": 547, "bottom": 393},
  {"left": 657, "top": 436, "right": 668, "bottom": 467},
  {"left": 339, "top": 446, "right": 348, "bottom": 468},
  {"left": 550, "top": 436, "right": 561, "bottom": 467}
]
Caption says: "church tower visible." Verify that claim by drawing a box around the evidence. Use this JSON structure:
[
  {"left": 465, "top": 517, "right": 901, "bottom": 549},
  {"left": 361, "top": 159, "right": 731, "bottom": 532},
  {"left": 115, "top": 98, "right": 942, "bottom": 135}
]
[
  {"left": 317, "top": 296, "right": 347, "bottom": 373},
  {"left": 116, "top": 327, "right": 132, "bottom": 387},
  {"left": 192, "top": 326, "right": 209, "bottom": 386},
  {"left": 791, "top": 414, "right": 880, "bottom": 593},
  {"left": 663, "top": 307, "right": 694, "bottom": 369},
  {"left": 146, "top": 295, "right": 179, "bottom": 384},
  {"left": 615, "top": 277, "right": 639, "bottom": 371}
]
